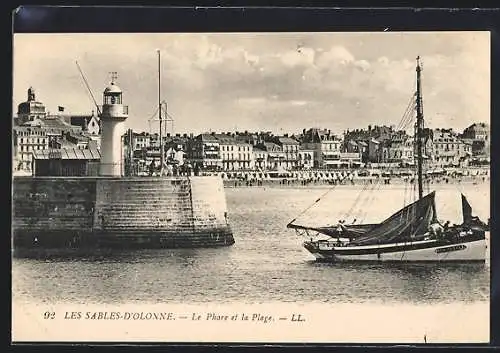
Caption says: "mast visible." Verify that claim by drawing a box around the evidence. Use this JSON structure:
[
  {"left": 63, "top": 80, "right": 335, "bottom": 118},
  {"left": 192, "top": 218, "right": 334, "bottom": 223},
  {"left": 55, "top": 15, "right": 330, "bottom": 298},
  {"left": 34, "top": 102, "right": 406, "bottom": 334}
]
[
  {"left": 158, "top": 49, "right": 164, "bottom": 176},
  {"left": 415, "top": 56, "right": 424, "bottom": 200}
]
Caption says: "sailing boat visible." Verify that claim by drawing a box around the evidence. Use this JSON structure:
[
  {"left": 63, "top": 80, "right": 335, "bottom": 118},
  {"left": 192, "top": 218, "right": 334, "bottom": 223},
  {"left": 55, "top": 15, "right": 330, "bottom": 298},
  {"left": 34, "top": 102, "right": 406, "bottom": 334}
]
[{"left": 287, "top": 57, "right": 489, "bottom": 262}]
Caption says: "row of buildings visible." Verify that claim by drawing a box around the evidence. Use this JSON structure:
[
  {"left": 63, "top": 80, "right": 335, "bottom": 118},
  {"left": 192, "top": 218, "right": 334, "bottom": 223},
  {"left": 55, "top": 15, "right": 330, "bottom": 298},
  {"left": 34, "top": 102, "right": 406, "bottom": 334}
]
[
  {"left": 12, "top": 86, "right": 490, "bottom": 176},
  {"left": 12, "top": 87, "right": 102, "bottom": 173},
  {"left": 124, "top": 122, "right": 490, "bottom": 175}
]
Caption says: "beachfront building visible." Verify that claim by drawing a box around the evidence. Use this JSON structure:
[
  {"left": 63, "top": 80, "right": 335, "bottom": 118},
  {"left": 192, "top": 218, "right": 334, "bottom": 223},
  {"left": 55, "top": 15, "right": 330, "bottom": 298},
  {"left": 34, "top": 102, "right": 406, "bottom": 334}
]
[
  {"left": 343, "top": 125, "right": 411, "bottom": 165},
  {"left": 273, "top": 135, "right": 300, "bottom": 170},
  {"left": 301, "top": 128, "right": 343, "bottom": 168},
  {"left": 252, "top": 145, "right": 269, "bottom": 171},
  {"left": 377, "top": 133, "right": 415, "bottom": 166},
  {"left": 261, "top": 142, "right": 286, "bottom": 170},
  {"left": 215, "top": 133, "right": 254, "bottom": 171},
  {"left": 461, "top": 123, "right": 490, "bottom": 161},
  {"left": 253, "top": 146, "right": 269, "bottom": 170},
  {"left": 186, "top": 133, "right": 222, "bottom": 171},
  {"left": 297, "top": 147, "right": 314, "bottom": 170},
  {"left": 424, "top": 128, "right": 472, "bottom": 167}
]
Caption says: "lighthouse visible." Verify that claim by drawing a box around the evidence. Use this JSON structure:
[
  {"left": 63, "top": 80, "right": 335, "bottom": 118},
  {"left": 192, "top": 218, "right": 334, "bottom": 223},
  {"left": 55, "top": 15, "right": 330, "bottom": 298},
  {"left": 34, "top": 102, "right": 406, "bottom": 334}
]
[{"left": 99, "top": 73, "right": 129, "bottom": 176}]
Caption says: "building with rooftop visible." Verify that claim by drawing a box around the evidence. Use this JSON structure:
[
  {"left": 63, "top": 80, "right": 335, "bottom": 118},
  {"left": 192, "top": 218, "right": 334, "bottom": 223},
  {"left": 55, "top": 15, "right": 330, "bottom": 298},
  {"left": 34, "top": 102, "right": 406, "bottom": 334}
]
[
  {"left": 424, "top": 128, "right": 472, "bottom": 167},
  {"left": 12, "top": 125, "right": 49, "bottom": 172},
  {"left": 15, "top": 87, "right": 47, "bottom": 125},
  {"left": 252, "top": 145, "right": 269, "bottom": 170},
  {"left": 215, "top": 133, "right": 253, "bottom": 171},
  {"left": 273, "top": 136, "right": 300, "bottom": 170},
  {"left": 187, "top": 133, "right": 222, "bottom": 171},
  {"left": 461, "top": 123, "right": 490, "bottom": 160},
  {"left": 301, "top": 128, "right": 344, "bottom": 168},
  {"left": 31, "top": 148, "right": 101, "bottom": 176}
]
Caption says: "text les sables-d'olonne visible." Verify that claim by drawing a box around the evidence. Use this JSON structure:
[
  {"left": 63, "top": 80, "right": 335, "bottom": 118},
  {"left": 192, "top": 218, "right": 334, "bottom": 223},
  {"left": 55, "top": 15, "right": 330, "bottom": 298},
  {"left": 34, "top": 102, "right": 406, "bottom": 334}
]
[{"left": 56, "top": 311, "right": 306, "bottom": 323}]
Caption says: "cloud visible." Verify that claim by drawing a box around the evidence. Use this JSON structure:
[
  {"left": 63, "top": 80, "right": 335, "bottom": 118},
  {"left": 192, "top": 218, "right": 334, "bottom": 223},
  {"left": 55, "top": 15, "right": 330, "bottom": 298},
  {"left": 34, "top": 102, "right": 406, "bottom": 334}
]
[
  {"left": 354, "top": 59, "right": 370, "bottom": 72},
  {"left": 13, "top": 33, "right": 489, "bottom": 134},
  {"left": 281, "top": 47, "right": 315, "bottom": 68},
  {"left": 316, "top": 46, "right": 355, "bottom": 68}
]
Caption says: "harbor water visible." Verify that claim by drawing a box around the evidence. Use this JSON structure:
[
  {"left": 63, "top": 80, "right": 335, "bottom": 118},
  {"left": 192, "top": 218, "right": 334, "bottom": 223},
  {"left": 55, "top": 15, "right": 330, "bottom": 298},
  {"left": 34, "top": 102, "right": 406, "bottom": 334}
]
[{"left": 12, "top": 182, "right": 490, "bottom": 306}]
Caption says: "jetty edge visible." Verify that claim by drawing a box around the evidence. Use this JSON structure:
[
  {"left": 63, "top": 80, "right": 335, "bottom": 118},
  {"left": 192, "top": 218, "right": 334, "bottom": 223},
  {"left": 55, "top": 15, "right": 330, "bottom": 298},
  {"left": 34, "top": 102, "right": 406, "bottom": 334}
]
[{"left": 12, "top": 175, "right": 234, "bottom": 250}]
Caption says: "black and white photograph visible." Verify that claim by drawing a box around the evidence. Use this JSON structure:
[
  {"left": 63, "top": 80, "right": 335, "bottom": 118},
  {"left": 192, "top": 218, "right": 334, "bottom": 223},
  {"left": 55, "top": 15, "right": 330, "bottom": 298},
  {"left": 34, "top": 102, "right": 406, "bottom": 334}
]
[{"left": 12, "top": 29, "right": 490, "bottom": 343}]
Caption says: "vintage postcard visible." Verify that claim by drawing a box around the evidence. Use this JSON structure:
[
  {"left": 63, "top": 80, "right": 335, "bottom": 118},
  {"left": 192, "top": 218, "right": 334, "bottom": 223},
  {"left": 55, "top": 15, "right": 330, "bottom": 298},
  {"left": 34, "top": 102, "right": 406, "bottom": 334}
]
[{"left": 12, "top": 31, "right": 490, "bottom": 343}]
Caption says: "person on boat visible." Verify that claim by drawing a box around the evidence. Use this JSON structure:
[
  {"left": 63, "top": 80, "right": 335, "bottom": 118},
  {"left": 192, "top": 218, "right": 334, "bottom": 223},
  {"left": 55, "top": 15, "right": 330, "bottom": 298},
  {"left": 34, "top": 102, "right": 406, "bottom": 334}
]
[
  {"left": 428, "top": 222, "right": 444, "bottom": 239},
  {"left": 336, "top": 220, "right": 346, "bottom": 234}
]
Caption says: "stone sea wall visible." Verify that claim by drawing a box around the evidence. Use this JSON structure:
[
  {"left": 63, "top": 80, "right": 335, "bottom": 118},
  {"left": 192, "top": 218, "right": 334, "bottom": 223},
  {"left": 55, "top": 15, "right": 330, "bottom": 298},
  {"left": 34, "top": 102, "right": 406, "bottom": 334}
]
[
  {"left": 12, "top": 176, "right": 234, "bottom": 249},
  {"left": 94, "top": 177, "right": 194, "bottom": 232},
  {"left": 12, "top": 177, "right": 96, "bottom": 232}
]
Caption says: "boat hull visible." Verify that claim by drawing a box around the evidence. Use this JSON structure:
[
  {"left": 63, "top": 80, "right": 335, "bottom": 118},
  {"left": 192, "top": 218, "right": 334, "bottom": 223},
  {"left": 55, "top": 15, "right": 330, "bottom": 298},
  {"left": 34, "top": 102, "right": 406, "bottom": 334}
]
[{"left": 304, "top": 235, "right": 487, "bottom": 262}]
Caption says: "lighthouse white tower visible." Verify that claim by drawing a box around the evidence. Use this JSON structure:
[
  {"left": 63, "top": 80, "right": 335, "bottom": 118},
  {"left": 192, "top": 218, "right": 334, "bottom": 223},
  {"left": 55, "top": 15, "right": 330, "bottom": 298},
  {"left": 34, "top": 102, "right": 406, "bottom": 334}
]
[{"left": 99, "top": 73, "right": 129, "bottom": 176}]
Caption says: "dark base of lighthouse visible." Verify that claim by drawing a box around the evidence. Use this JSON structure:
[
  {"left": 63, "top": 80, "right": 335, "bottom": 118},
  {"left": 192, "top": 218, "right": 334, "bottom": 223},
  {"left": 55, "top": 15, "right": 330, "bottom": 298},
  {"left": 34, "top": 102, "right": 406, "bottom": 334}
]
[{"left": 12, "top": 227, "right": 235, "bottom": 254}]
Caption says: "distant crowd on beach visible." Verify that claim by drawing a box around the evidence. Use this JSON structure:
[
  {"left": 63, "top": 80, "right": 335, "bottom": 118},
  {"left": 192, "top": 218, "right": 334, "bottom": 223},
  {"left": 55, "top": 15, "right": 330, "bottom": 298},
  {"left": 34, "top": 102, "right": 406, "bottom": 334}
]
[{"left": 220, "top": 168, "right": 490, "bottom": 188}]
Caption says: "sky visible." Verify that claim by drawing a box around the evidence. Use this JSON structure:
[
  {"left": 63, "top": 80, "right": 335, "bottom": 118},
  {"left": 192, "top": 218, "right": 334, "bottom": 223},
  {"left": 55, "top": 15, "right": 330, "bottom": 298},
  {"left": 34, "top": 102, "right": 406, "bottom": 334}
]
[{"left": 13, "top": 32, "right": 489, "bottom": 135}]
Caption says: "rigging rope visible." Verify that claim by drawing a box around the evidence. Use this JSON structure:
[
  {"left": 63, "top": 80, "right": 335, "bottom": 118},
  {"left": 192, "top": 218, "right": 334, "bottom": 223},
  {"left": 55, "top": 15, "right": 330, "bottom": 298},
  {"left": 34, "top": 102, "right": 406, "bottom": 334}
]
[
  {"left": 350, "top": 183, "right": 371, "bottom": 222},
  {"left": 341, "top": 181, "right": 370, "bottom": 221},
  {"left": 358, "top": 179, "right": 382, "bottom": 223},
  {"left": 401, "top": 179, "right": 409, "bottom": 222},
  {"left": 287, "top": 182, "right": 339, "bottom": 225},
  {"left": 351, "top": 180, "right": 378, "bottom": 222},
  {"left": 396, "top": 93, "right": 416, "bottom": 132}
]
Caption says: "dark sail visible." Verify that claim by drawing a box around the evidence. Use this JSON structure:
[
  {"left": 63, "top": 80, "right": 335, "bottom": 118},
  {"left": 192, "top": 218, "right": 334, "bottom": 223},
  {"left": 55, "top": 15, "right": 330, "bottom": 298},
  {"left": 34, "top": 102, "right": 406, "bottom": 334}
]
[
  {"left": 348, "top": 191, "right": 437, "bottom": 246},
  {"left": 461, "top": 193, "right": 473, "bottom": 224},
  {"left": 461, "top": 193, "right": 489, "bottom": 230}
]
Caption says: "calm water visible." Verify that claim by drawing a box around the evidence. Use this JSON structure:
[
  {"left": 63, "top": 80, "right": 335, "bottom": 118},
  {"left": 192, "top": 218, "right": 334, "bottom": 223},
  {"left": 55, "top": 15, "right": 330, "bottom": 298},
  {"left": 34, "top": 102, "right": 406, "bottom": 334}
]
[{"left": 12, "top": 183, "right": 490, "bottom": 306}]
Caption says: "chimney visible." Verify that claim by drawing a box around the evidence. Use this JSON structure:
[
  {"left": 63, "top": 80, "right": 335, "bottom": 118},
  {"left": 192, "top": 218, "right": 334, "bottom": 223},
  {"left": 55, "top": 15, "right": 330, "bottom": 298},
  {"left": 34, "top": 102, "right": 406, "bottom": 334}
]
[
  {"left": 176, "top": 133, "right": 181, "bottom": 137},
  {"left": 303, "top": 128, "right": 306, "bottom": 135},
  {"left": 167, "top": 133, "right": 171, "bottom": 137}
]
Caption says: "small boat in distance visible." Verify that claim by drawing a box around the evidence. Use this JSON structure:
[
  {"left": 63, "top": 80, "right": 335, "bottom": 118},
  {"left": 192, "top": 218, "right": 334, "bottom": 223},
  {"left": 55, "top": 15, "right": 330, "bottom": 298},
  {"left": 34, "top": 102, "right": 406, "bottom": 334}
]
[{"left": 287, "top": 57, "right": 489, "bottom": 262}]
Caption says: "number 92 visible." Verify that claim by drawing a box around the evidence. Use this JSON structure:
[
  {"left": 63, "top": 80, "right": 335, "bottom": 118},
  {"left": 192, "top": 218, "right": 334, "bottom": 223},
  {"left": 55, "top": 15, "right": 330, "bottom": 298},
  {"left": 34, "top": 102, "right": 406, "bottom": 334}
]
[{"left": 43, "top": 311, "right": 55, "bottom": 320}]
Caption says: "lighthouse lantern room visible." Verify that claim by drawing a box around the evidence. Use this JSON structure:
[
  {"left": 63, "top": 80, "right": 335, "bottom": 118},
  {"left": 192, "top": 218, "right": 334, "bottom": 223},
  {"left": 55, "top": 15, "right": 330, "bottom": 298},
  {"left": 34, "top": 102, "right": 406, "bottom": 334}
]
[{"left": 99, "top": 72, "right": 129, "bottom": 177}]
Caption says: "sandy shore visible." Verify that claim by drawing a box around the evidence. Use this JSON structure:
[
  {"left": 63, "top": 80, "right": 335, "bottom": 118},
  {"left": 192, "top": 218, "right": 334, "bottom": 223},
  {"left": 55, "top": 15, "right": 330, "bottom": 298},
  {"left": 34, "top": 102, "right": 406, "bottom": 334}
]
[{"left": 223, "top": 176, "right": 490, "bottom": 188}]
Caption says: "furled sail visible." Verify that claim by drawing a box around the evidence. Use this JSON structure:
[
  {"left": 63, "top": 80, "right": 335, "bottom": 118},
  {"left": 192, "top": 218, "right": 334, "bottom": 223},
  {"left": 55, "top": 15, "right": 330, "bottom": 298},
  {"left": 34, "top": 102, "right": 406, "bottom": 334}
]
[
  {"left": 349, "top": 191, "right": 437, "bottom": 246},
  {"left": 287, "top": 222, "right": 376, "bottom": 238}
]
